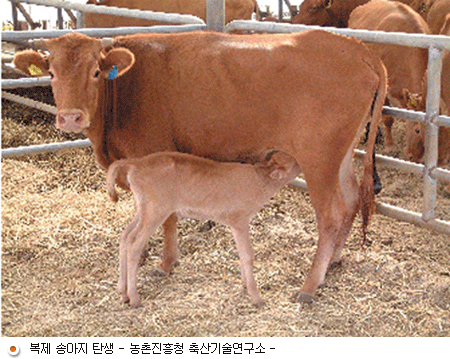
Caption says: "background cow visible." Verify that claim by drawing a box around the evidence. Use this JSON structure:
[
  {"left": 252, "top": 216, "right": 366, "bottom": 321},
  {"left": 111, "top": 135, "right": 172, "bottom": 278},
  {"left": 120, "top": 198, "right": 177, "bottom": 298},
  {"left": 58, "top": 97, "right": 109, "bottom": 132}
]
[
  {"left": 292, "top": 0, "right": 433, "bottom": 27},
  {"left": 427, "top": 0, "right": 450, "bottom": 34},
  {"left": 405, "top": 14, "right": 450, "bottom": 174},
  {"left": 107, "top": 151, "right": 300, "bottom": 307},
  {"left": 83, "top": 0, "right": 259, "bottom": 27},
  {"left": 13, "top": 30, "right": 387, "bottom": 304},
  {"left": 292, "top": 0, "right": 370, "bottom": 27},
  {"left": 349, "top": 0, "right": 430, "bottom": 151}
]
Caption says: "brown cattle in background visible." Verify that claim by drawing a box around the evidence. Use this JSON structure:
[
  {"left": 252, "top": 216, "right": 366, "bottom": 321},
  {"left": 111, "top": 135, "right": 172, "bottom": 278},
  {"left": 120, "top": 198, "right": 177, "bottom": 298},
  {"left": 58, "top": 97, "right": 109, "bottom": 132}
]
[
  {"left": 107, "top": 151, "right": 300, "bottom": 307},
  {"left": 427, "top": 0, "right": 450, "bottom": 34},
  {"left": 292, "top": 0, "right": 370, "bottom": 27},
  {"left": 292, "top": 0, "right": 432, "bottom": 27},
  {"left": 349, "top": 0, "right": 430, "bottom": 151},
  {"left": 13, "top": 30, "right": 387, "bottom": 304},
  {"left": 405, "top": 14, "right": 450, "bottom": 170},
  {"left": 83, "top": 0, "right": 258, "bottom": 27}
]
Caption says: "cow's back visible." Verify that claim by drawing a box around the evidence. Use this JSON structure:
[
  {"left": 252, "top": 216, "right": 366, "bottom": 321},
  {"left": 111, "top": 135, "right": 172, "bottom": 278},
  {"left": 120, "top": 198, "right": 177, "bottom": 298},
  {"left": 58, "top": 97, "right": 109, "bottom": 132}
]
[
  {"left": 349, "top": 0, "right": 429, "bottom": 100},
  {"left": 108, "top": 30, "right": 384, "bottom": 174},
  {"left": 84, "top": 0, "right": 255, "bottom": 28}
]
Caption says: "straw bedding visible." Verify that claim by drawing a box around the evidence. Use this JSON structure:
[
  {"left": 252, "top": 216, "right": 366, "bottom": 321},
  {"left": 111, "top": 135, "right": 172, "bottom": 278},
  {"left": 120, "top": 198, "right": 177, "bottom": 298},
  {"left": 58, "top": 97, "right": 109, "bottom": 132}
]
[{"left": 1, "top": 91, "right": 449, "bottom": 337}]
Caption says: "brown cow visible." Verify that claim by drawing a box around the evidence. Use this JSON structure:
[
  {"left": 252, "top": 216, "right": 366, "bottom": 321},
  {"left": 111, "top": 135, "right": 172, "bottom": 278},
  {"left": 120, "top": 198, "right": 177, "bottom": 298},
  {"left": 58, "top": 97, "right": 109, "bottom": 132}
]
[
  {"left": 107, "top": 150, "right": 300, "bottom": 307},
  {"left": 292, "top": 0, "right": 370, "bottom": 27},
  {"left": 292, "top": 0, "right": 432, "bottom": 27},
  {"left": 405, "top": 14, "right": 450, "bottom": 173},
  {"left": 349, "top": 0, "right": 430, "bottom": 151},
  {"left": 83, "top": 0, "right": 258, "bottom": 28},
  {"left": 13, "top": 30, "right": 387, "bottom": 304},
  {"left": 427, "top": 0, "right": 450, "bottom": 34},
  {"left": 396, "top": 0, "right": 435, "bottom": 20}
]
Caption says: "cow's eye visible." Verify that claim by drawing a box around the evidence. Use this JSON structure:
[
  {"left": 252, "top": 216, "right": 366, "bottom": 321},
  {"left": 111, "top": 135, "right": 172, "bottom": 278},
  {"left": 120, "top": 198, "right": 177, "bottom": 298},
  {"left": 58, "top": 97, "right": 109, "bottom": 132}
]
[
  {"left": 94, "top": 70, "right": 101, "bottom": 78},
  {"left": 48, "top": 71, "right": 54, "bottom": 79}
]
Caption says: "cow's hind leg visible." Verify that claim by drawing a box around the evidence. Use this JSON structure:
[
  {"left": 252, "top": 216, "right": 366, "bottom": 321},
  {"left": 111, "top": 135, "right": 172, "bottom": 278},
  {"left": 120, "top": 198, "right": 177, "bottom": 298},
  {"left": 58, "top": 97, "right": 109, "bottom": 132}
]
[
  {"left": 295, "top": 165, "right": 357, "bottom": 304},
  {"left": 330, "top": 147, "right": 360, "bottom": 265}
]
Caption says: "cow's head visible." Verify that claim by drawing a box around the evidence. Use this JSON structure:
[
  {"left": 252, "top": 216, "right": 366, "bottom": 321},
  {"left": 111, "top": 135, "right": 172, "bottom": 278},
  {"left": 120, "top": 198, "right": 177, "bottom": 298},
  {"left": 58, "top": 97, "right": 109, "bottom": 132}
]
[
  {"left": 13, "top": 33, "right": 135, "bottom": 134},
  {"left": 292, "top": 0, "right": 333, "bottom": 26},
  {"left": 404, "top": 90, "right": 426, "bottom": 163}
]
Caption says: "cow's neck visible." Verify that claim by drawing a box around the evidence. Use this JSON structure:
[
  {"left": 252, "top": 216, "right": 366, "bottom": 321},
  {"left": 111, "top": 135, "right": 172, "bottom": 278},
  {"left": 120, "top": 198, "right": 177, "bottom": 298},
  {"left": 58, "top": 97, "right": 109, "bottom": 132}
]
[{"left": 87, "top": 79, "right": 122, "bottom": 170}]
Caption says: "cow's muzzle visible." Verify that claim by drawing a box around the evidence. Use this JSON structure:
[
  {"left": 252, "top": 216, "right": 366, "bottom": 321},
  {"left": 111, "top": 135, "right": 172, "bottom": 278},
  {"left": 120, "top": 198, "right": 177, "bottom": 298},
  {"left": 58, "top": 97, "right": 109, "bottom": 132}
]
[{"left": 56, "top": 110, "right": 89, "bottom": 133}]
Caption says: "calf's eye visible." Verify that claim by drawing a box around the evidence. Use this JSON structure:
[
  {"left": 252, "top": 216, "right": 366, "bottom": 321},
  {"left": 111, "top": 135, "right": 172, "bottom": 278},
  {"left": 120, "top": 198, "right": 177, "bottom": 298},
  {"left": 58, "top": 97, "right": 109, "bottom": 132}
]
[{"left": 94, "top": 70, "right": 101, "bottom": 78}]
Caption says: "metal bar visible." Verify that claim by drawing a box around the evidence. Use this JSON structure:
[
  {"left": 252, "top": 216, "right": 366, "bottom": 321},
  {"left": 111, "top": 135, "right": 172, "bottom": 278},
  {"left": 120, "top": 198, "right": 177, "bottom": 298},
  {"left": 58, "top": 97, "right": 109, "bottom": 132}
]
[
  {"left": 1, "top": 139, "right": 92, "bottom": 158},
  {"left": 353, "top": 149, "right": 450, "bottom": 183},
  {"left": 10, "top": 0, "right": 39, "bottom": 29},
  {"left": 15, "top": 0, "right": 205, "bottom": 25},
  {"left": 422, "top": 46, "right": 443, "bottom": 221},
  {"left": 2, "top": 91, "right": 57, "bottom": 115},
  {"left": 288, "top": 178, "right": 450, "bottom": 235},
  {"left": 2, "top": 77, "right": 52, "bottom": 89},
  {"left": 376, "top": 203, "right": 450, "bottom": 235},
  {"left": 207, "top": 0, "right": 225, "bottom": 32},
  {"left": 64, "top": 8, "right": 77, "bottom": 24},
  {"left": 2, "top": 24, "right": 206, "bottom": 41},
  {"left": 278, "top": 0, "right": 283, "bottom": 22},
  {"left": 11, "top": 0, "right": 19, "bottom": 31},
  {"left": 57, "top": 7, "right": 63, "bottom": 29},
  {"left": 382, "top": 106, "right": 426, "bottom": 123},
  {"left": 76, "top": 10, "right": 84, "bottom": 29},
  {"left": 224, "top": 21, "right": 450, "bottom": 50}
]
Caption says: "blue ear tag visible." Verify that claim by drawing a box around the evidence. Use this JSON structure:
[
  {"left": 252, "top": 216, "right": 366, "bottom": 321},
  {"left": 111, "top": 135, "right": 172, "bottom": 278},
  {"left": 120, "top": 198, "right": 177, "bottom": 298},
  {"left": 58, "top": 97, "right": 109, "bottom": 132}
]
[{"left": 108, "top": 65, "right": 118, "bottom": 80}]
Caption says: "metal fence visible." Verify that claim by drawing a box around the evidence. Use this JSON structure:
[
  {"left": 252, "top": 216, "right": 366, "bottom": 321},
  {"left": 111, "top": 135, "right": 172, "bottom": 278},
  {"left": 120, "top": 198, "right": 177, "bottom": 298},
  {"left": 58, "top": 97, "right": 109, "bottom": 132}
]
[{"left": 1, "top": 0, "right": 450, "bottom": 234}]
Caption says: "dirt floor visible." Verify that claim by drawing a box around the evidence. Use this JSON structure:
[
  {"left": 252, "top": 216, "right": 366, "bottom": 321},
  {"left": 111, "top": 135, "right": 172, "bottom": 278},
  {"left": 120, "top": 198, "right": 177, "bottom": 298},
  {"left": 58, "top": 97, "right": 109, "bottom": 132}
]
[{"left": 1, "top": 88, "right": 450, "bottom": 337}]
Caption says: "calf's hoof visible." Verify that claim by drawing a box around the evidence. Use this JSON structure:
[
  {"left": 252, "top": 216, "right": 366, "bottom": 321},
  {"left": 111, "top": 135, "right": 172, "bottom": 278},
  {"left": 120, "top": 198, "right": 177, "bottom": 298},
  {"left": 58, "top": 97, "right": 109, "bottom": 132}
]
[
  {"left": 129, "top": 296, "right": 141, "bottom": 308},
  {"left": 293, "top": 292, "right": 316, "bottom": 304}
]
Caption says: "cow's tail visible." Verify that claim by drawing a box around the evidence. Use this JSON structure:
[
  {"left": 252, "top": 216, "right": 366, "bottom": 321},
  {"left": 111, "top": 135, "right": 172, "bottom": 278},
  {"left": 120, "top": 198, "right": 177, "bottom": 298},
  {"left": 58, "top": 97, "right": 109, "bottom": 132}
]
[
  {"left": 359, "top": 58, "right": 388, "bottom": 243},
  {"left": 106, "top": 160, "right": 129, "bottom": 203}
]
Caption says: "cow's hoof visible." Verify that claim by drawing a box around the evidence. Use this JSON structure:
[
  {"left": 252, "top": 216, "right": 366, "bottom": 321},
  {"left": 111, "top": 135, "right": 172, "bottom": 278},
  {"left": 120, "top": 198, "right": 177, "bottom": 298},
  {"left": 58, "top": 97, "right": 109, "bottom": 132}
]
[
  {"left": 293, "top": 292, "right": 316, "bottom": 304},
  {"left": 152, "top": 268, "right": 169, "bottom": 277}
]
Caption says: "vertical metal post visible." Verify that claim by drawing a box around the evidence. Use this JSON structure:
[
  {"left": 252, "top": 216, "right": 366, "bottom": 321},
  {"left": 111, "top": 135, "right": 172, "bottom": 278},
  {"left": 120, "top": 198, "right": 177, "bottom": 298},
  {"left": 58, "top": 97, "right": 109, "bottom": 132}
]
[
  {"left": 207, "top": 0, "right": 225, "bottom": 32},
  {"left": 422, "top": 46, "right": 443, "bottom": 222},
  {"left": 11, "top": 1, "right": 19, "bottom": 31},
  {"left": 57, "top": 7, "right": 63, "bottom": 29},
  {"left": 278, "top": 0, "right": 283, "bottom": 22},
  {"left": 76, "top": 11, "right": 84, "bottom": 29}
]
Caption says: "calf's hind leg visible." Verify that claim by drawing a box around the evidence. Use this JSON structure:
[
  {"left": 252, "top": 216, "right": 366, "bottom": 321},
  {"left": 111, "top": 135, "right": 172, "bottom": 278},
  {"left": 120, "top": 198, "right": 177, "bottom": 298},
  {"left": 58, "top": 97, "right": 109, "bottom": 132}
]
[
  {"left": 156, "top": 213, "right": 180, "bottom": 275},
  {"left": 117, "top": 214, "right": 140, "bottom": 304}
]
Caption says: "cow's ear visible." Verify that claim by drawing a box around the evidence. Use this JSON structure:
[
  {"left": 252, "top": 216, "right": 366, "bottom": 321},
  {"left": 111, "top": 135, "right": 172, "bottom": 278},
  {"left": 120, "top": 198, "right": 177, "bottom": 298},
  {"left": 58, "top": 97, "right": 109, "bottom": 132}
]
[
  {"left": 100, "top": 48, "right": 135, "bottom": 79},
  {"left": 13, "top": 50, "right": 49, "bottom": 77}
]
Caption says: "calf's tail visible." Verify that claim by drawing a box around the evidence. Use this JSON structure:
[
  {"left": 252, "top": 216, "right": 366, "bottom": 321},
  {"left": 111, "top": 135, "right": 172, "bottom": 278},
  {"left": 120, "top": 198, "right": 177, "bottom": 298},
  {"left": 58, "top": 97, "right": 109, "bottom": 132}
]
[
  {"left": 360, "top": 59, "right": 388, "bottom": 243},
  {"left": 106, "top": 160, "right": 129, "bottom": 202}
]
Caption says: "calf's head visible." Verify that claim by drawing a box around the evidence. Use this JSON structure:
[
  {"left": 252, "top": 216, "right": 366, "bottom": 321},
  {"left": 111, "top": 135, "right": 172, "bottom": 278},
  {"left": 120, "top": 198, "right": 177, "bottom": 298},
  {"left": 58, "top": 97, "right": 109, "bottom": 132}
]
[{"left": 13, "top": 33, "right": 135, "bottom": 134}]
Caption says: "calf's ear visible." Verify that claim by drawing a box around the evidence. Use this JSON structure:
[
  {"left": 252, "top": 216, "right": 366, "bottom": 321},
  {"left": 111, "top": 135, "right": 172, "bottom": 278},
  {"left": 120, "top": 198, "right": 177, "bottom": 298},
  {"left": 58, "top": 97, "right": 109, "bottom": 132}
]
[
  {"left": 13, "top": 50, "right": 49, "bottom": 77},
  {"left": 100, "top": 48, "right": 135, "bottom": 79}
]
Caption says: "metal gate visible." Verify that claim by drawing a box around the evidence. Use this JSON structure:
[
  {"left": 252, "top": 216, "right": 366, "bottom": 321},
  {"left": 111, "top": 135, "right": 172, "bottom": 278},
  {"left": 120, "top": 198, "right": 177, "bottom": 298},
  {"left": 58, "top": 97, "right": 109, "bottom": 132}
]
[{"left": 2, "top": 0, "right": 450, "bottom": 234}]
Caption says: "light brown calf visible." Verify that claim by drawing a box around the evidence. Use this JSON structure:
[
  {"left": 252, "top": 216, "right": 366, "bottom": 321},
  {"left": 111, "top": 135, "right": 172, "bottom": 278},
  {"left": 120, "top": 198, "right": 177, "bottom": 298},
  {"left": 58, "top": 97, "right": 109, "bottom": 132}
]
[{"left": 107, "top": 151, "right": 300, "bottom": 307}]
